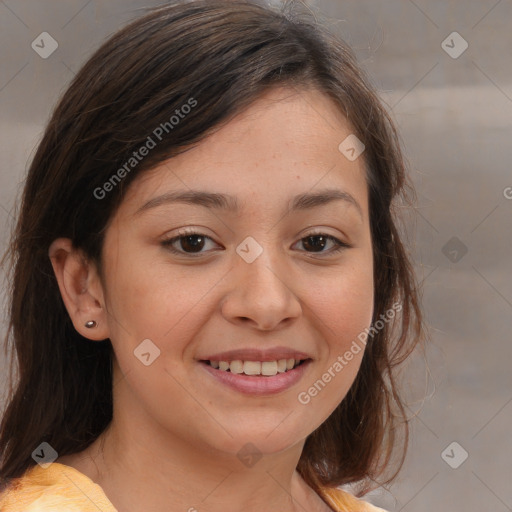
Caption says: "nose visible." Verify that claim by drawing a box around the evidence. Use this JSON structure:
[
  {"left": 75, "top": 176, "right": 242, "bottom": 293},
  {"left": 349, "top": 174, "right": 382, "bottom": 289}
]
[{"left": 220, "top": 249, "right": 302, "bottom": 331}]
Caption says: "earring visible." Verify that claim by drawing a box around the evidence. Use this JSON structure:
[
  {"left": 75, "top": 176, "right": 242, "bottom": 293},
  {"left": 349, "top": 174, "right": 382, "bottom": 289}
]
[{"left": 85, "top": 320, "right": 97, "bottom": 328}]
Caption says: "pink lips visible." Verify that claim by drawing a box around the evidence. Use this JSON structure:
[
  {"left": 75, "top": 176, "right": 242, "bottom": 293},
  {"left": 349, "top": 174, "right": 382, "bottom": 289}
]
[{"left": 199, "top": 359, "right": 312, "bottom": 396}]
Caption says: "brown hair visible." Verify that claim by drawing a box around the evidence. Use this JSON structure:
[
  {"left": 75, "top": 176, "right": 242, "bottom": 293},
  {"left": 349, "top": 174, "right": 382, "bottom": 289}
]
[{"left": 0, "top": 0, "right": 426, "bottom": 503}]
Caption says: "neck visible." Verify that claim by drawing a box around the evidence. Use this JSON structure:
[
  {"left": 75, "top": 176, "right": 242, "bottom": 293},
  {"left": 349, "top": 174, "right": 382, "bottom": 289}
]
[
  {"left": 59, "top": 369, "right": 328, "bottom": 512},
  {"left": 75, "top": 426, "right": 319, "bottom": 512}
]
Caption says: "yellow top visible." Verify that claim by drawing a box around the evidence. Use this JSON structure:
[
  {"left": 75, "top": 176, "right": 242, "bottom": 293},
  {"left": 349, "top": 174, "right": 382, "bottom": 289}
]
[{"left": 0, "top": 462, "right": 388, "bottom": 512}]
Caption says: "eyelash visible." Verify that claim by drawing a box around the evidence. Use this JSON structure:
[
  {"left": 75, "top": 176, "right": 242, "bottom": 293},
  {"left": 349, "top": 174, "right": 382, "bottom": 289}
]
[{"left": 160, "top": 229, "right": 351, "bottom": 257}]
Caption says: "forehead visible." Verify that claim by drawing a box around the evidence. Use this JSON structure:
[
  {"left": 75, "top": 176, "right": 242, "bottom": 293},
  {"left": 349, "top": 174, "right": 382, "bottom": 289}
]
[{"left": 121, "top": 86, "right": 369, "bottom": 219}]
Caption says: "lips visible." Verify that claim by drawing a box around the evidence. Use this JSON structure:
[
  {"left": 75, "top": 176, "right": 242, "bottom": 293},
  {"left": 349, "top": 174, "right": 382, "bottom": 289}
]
[
  {"left": 196, "top": 346, "right": 314, "bottom": 395},
  {"left": 199, "top": 357, "right": 312, "bottom": 395}
]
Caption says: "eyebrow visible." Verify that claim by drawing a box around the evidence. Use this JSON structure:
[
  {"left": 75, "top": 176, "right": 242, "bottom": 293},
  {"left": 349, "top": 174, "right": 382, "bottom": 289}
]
[{"left": 134, "top": 188, "right": 363, "bottom": 219}]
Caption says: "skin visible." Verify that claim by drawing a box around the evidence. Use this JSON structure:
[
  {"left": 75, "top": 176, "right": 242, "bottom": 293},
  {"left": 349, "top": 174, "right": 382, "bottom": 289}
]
[{"left": 49, "top": 86, "right": 374, "bottom": 512}]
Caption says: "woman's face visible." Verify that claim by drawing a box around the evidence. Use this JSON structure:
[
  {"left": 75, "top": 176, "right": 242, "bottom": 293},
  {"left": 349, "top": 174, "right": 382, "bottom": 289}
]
[{"left": 98, "top": 86, "right": 374, "bottom": 459}]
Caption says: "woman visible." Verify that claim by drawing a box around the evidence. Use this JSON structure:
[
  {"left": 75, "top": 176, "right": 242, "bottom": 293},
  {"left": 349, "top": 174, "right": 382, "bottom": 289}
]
[{"left": 0, "top": 1, "right": 425, "bottom": 510}]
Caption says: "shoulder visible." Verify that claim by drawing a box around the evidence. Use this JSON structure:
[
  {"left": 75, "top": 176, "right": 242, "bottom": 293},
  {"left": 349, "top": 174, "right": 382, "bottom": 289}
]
[
  {"left": 0, "top": 462, "right": 118, "bottom": 512},
  {"left": 320, "top": 485, "right": 389, "bottom": 512}
]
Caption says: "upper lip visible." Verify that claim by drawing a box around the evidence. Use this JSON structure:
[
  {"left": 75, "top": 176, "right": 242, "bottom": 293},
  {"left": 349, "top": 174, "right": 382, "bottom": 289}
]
[{"left": 199, "top": 346, "right": 313, "bottom": 362}]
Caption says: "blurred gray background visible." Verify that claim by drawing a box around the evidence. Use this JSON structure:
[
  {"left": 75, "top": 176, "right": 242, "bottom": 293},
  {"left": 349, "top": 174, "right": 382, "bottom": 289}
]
[{"left": 1, "top": 1, "right": 511, "bottom": 511}]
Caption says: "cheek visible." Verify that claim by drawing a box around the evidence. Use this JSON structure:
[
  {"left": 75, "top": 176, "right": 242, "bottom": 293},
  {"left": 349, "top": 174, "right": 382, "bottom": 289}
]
[
  {"left": 311, "top": 259, "right": 374, "bottom": 343},
  {"left": 297, "top": 266, "right": 373, "bottom": 413},
  {"left": 305, "top": 255, "right": 373, "bottom": 386},
  {"left": 102, "top": 247, "right": 217, "bottom": 348},
  {"left": 333, "top": 280, "right": 374, "bottom": 341}
]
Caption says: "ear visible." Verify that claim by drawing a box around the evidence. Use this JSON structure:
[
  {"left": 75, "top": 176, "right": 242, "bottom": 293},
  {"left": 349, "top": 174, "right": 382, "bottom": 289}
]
[{"left": 48, "top": 238, "right": 110, "bottom": 341}]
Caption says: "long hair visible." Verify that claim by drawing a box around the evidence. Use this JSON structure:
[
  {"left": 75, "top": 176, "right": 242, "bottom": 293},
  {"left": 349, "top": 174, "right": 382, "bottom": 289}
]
[{"left": 0, "top": 0, "right": 426, "bottom": 501}]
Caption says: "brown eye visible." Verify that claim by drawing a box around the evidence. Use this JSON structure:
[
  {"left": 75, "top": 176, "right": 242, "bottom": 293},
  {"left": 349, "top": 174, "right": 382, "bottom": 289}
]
[
  {"left": 296, "top": 234, "right": 350, "bottom": 254},
  {"left": 161, "top": 232, "right": 218, "bottom": 255},
  {"left": 177, "top": 234, "right": 206, "bottom": 253}
]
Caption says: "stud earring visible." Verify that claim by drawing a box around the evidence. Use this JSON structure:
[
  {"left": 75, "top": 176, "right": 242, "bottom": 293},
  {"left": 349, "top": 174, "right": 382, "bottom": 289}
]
[{"left": 85, "top": 320, "right": 97, "bottom": 328}]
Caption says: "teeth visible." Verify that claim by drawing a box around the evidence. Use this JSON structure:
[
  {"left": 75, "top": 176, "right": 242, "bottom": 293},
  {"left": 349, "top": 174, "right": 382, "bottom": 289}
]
[
  {"left": 261, "top": 361, "right": 278, "bottom": 376},
  {"left": 243, "top": 361, "right": 261, "bottom": 375},
  {"left": 230, "top": 360, "right": 243, "bottom": 374},
  {"left": 208, "top": 359, "right": 303, "bottom": 376}
]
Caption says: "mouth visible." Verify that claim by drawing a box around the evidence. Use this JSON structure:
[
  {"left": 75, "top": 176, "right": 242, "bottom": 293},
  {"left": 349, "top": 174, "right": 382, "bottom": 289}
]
[
  {"left": 198, "top": 358, "right": 313, "bottom": 395},
  {"left": 199, "top": 358, "right": 309, "bottom": 376}
]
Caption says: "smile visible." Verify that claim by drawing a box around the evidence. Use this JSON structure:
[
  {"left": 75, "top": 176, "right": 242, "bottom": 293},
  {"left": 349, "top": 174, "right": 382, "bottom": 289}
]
[{"left": 199, "top": 359, "right": 312, "bottom": 395}]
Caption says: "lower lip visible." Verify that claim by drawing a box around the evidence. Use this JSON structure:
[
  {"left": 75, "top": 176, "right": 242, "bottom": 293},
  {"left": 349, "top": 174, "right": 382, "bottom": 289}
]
[{"left": 199, "top": 360, "right": 312, "bottom": 396}]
